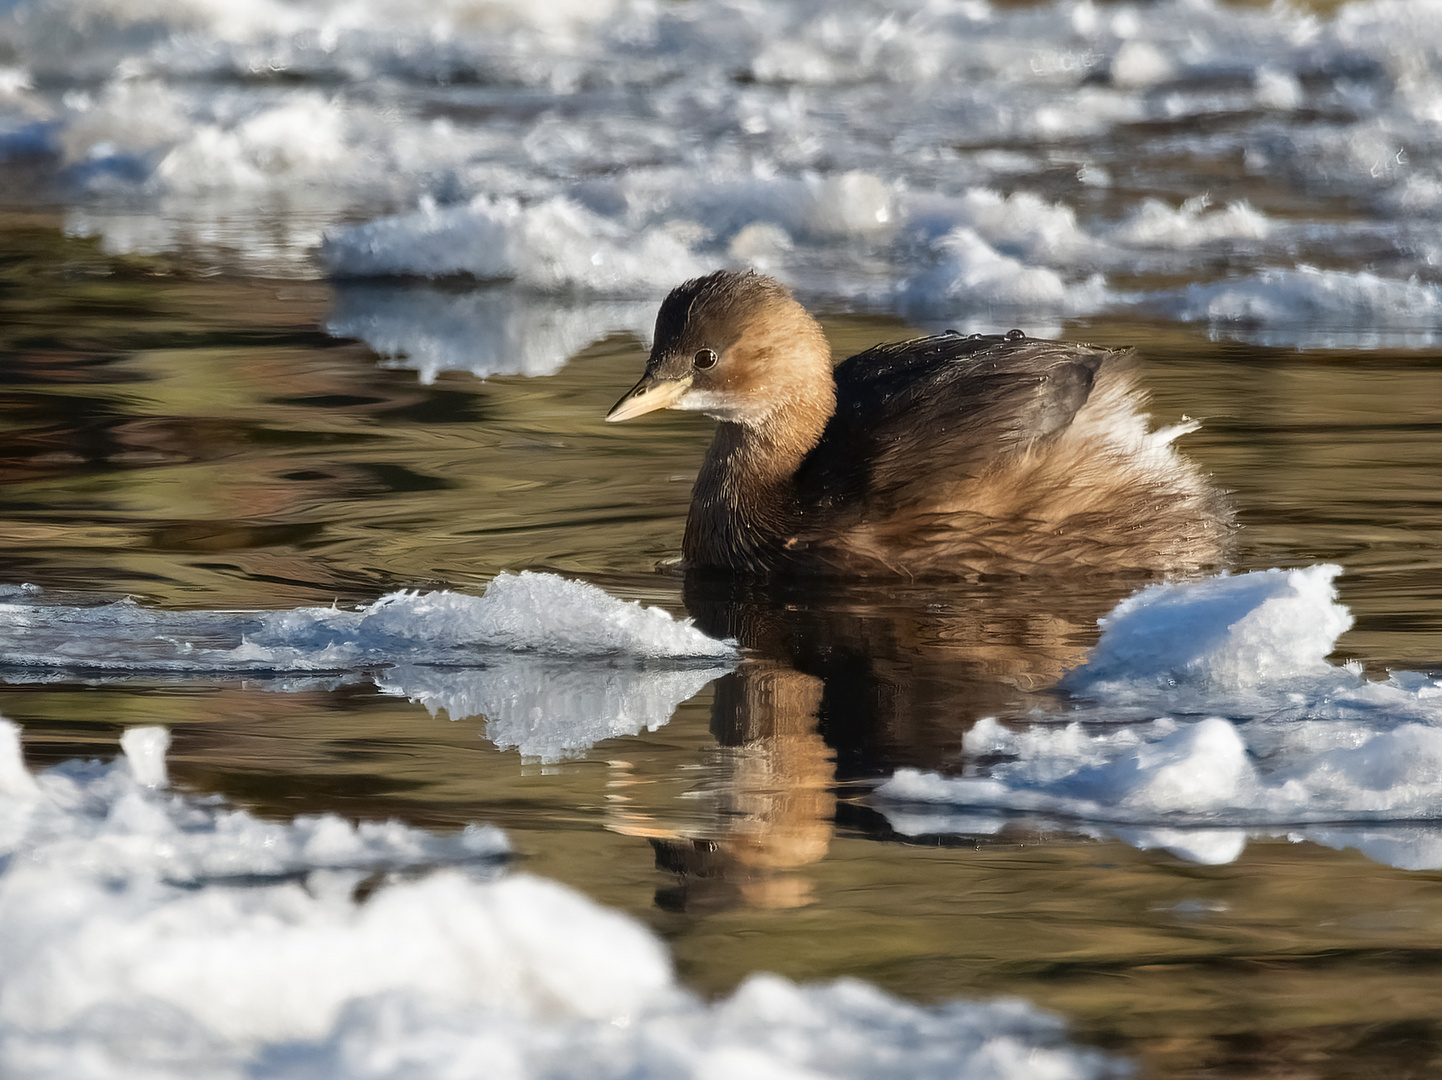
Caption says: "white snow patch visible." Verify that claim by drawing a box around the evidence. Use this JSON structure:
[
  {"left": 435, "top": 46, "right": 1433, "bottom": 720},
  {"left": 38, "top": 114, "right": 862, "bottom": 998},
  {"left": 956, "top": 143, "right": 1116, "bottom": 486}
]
[
  {"left": 0, "top": 722, "right": 1123, "bottom": 1079},
  {"left": 878, "top": 567, "right": 1442, "bottom": 845},
  {"left": 1175, "top": 267, "right": 1442, "bottom": 347},
  {"left": 0, "top": 572, "right": 735, "bottom": 672},
  {"left": 1066, "top": 564, "right": 1352, "bottom": 694},
  {"left": 320, "top": 195, "right": 708, "bottom": 293},
  {"left": 1111, "top": 196, "right": 1272, "bottom": 249}
]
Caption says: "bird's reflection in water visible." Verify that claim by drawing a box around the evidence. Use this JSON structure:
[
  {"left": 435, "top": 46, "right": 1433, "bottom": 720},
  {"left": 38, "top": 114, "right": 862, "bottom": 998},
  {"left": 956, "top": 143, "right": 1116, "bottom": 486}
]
[
  {"left": 651, "top": 658, "right": 834, "bottom": 911},
  {"left": 637, "top": 570, "right": 1157, "bottom": 912}
]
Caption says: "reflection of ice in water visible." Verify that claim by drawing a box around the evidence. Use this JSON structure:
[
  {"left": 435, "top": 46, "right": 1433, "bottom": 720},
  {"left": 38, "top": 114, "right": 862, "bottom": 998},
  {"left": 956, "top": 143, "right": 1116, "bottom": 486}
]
[
  {"left": 880, "top": 809, "right": 1442, "bottom": 874},
  {"left": 0, "top": 722, "right": 1122, "bottom": 1079},
  {"left": 379, "top": 659, "right": 727, "bottom": 762},
  {"left": 327, "top": 282, "right": 654, "bottom": 383},
  {"left": 878, "top": 565, "right": 1442, "bottom": 871}
]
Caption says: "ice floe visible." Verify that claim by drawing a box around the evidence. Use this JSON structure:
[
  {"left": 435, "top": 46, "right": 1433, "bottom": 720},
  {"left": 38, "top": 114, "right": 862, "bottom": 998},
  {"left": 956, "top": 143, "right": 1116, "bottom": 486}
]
[
  {"left": 320, "top": 195, "right": 708, "bottom": 294},
  {"left": 5, "top": 0, "right": 1442, "bottom": 346},
  {"left": 1172, "top": 266, "right": 1442, "bottom": 349},
  {"left": 0, "top": 722, "right": 1123, "bottom": 1079},
  {"left": 0, "top": 573, "right": 734, "bottom": 762},
  {"left": 878, "top": 565, "right": 1442, "bottom": 868},
  {"left": 0, "top": 572, "right": 732, "bottom": 672}
]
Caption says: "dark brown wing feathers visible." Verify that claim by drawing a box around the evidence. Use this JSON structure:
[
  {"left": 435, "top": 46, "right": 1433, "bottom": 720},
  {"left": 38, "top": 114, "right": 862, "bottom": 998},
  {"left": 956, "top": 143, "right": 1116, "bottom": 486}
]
[{"left": 797, "top": 332, "right": 1118, "bottom": 513}]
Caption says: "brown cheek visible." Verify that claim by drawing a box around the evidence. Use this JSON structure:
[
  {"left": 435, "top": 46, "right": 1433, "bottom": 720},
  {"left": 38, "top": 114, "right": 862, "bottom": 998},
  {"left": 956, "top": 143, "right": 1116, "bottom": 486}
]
[{"left": 717, "top": 334, "right": 776, "bottom": 390}]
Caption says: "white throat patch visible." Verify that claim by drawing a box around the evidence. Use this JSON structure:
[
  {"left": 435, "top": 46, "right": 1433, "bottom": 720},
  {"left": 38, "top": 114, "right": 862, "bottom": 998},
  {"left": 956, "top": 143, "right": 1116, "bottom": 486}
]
[{"left": 676, "top": 388, "right": 771, "bottom": 425}]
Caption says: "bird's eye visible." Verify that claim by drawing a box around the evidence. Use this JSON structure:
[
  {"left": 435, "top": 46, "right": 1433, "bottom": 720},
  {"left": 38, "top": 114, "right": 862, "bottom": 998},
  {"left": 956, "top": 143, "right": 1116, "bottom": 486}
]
[{"left": 693, "top": 348, "right": 718, "bottom": 370}]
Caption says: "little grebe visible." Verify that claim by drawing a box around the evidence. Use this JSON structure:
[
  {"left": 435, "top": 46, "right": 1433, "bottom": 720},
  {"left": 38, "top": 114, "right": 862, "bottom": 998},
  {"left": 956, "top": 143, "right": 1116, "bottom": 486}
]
[{"left": 607, "top": 270, "right": 1232, "bottom": 577}]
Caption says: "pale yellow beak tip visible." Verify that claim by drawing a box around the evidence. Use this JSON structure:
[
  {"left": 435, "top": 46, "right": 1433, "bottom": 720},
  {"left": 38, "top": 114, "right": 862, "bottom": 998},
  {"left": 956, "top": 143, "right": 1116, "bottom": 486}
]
[{"left": 605, "top": 375, "right": 691, "bottom": 423}]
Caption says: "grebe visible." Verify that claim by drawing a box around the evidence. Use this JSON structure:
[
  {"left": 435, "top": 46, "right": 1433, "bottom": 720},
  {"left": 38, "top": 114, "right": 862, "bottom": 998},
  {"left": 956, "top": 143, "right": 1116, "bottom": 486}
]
[{"left": 607, "top": 270, "right": 1231, "bottom": 577}]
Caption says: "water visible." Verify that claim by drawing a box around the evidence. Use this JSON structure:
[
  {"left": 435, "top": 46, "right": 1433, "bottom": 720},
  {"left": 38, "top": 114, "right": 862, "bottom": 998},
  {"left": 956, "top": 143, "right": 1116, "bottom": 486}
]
[
  {"left": 3, "top": 0, "right": 1442, "bottom": 1075},
  {"left": 3, "top": 223, "right": 1441, "bottom": 1078}
]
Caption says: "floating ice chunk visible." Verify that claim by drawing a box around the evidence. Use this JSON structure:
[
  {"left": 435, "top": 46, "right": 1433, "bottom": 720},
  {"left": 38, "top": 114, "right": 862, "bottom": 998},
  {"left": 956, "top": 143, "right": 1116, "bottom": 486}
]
[
  {"left": 0, "top": 720, "right": 39, "bottom": 800},
  {"left": 120, "top": 724, "right": 169, "bottom": 788},
  {"left": 878, "top": 566, "right": 1442, "bottom": 838},
  {"left": 1105, "top": 717, "right": 1256, "bottom": 815},
  {"left": 157, "top": 93, "right": 352, "bottom": 192},
  {"left": 1175, "top": 266, "right": 1442, "bottom": 347},
  {"left": 297, "top": 969, "right": 1119, "bottom": 1080},
  {"left": 881, "top": 716, "right": 1265, "bottom": 823},
  {"left": 322, "top": 196, "right": 517, "bottom": 280},
  {"left": 1111, "top": 196, "right": 1271, "bottom": 249},
  {"left": 0, "top": 572, "right": 735, "bottom": 673},
  {"left": 57, "top": 78, "right": 188, "bottom": 168},
  {"left": 803, "top": 170, "right": 893, "bottom": 238},
  {"left": 459, "top": 572, "right": 732, "bottom": 661},
  {"left": 900, "top": 226, "right": 1109, "bottom": 319},
  {"left": 0, "top": 728, "right": 1121, "bottom": 1079},
  {"left": 1283, "top": 723, "right": 1442, "bottom": 803},
  {"left": 1066, "top": 564, "right": 1352, "bottom": 693},
  {"left": 1254, "top": 66, "right": 1304, "bottom": 110},
  {"left": 910, "top": 189, "right": 1100, "bottom": 266},
  {"left": 0, "top": 724, "right": 509, "bottom": 890},
  {"left": 963, "top": 189, "right": 1096, "bottom": 264},
  {"left": 321, "top": 195, "right": 707, "bottom": 293},
  {"left": 881, "top": 706, "right": 1442, "bottom": 830},
  {"left": 58, "top": 82, "right": 364, "bottom": 196},
  {"left": 1109, "top": 40, "right": 1176, "bottom": 88},
  {"left": 246, "top": 575, "right": 732, "bottom": 666},
  {"left": 0, "top": 577, "right": 734, "bottom": 758}
]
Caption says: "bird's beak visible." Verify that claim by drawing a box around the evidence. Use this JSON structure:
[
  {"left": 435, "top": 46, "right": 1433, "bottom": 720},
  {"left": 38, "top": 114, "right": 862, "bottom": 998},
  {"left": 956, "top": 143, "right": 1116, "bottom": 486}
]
[{"left": 605, "top": 372, "right": 693, "bottom": 422}]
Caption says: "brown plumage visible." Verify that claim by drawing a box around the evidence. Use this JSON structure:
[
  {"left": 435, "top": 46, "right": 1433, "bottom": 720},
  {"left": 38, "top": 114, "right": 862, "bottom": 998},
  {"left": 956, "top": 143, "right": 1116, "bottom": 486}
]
[{"left": 607, "top": 270, "right": 1232, "bottom": 578}]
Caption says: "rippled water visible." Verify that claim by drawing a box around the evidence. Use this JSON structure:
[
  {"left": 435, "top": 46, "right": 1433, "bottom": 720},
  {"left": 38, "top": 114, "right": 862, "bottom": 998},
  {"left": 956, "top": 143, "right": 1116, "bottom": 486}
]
[
  {"left": 2, "top": 217, "right": 1441, "bottom": 1076},
  {"left": 6, "top": 0, "right": 1442, "bottom": 1072}
]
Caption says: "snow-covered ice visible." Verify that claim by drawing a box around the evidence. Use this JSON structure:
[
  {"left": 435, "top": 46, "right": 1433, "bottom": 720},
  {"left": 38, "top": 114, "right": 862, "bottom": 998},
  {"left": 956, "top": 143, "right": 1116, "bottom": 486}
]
[
  {"left": 878, "top": 565, "right": 1442, "bottom": 869},
  {"left": 0, "top": 571, "right": 733, "bottom": 671},
  {"left": 0, "top": 721, "right": 1122, "bottom": 1080},
  {"left": 3, "top": 0, "right": 1442, "bottom": 356},
  {"left": 0, "top": 572, "right": 733, "bottom": 762}
]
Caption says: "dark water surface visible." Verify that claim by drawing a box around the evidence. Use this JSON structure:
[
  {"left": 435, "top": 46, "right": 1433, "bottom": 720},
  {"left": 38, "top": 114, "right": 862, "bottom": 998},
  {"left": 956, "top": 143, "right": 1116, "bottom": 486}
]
[{"left": 4, "top": 215, "right": 1442, "bottom": 1077}]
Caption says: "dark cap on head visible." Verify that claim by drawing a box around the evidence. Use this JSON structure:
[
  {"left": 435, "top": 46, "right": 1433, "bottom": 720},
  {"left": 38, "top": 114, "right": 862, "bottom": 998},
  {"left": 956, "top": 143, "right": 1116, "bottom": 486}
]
[{"left": 650, "top": 270, "right": 793, "bottom": 361}]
